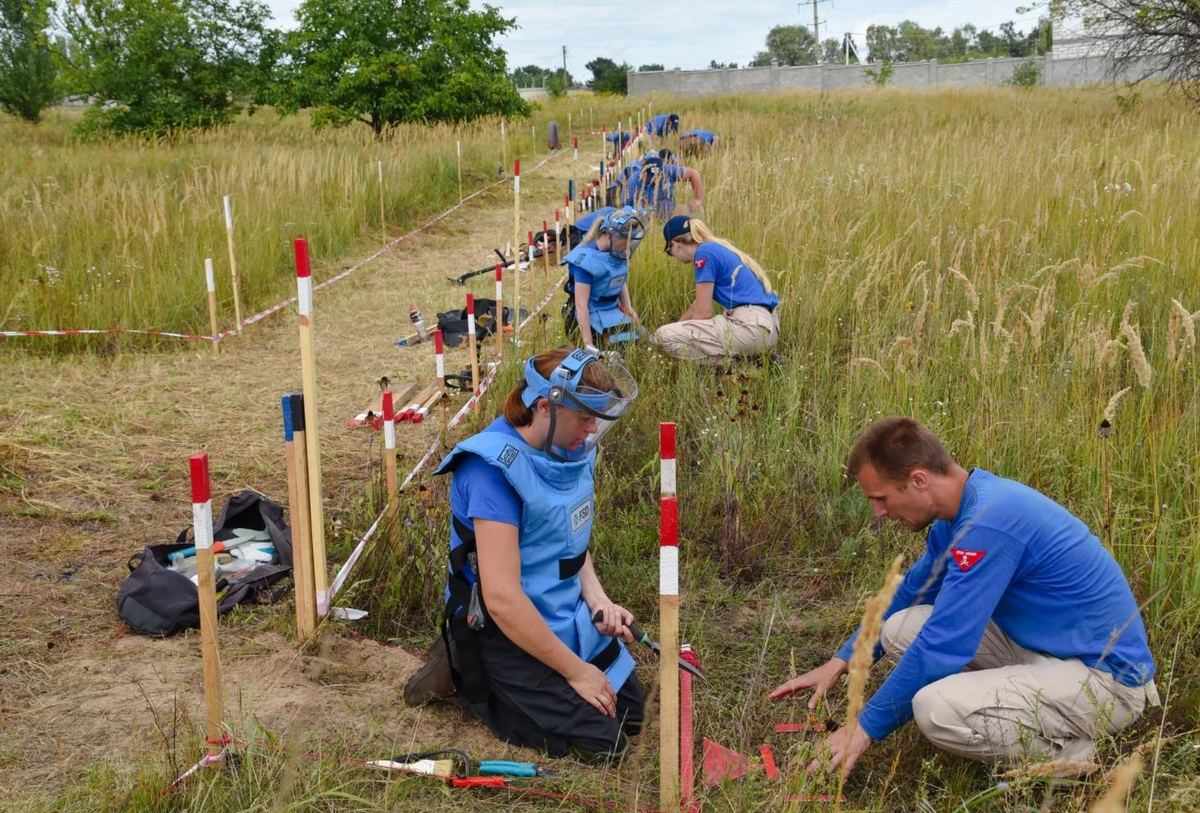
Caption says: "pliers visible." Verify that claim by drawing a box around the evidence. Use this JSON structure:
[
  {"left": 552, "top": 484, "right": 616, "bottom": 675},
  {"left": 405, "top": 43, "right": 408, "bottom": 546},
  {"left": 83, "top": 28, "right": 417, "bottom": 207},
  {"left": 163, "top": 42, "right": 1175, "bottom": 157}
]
[{"left": 477, "top": 760, "right": 561, "bottom": 779}]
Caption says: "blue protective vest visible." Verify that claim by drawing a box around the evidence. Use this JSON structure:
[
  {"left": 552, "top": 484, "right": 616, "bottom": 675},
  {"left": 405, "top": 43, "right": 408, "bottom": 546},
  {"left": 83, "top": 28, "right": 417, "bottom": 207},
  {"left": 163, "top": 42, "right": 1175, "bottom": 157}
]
[
  {"left": 434, "top": 420, "right": 635, "bottom": 692},
  {"left": 560, "top": 243, "right": 634, "bottom": 337}
]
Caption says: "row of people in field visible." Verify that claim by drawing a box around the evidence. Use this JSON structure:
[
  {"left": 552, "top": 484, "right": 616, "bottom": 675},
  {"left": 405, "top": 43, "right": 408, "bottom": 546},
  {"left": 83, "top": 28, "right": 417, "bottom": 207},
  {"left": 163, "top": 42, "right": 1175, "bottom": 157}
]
[{"left": 399, "top": 109, "right": 1156, "bottom": 784}]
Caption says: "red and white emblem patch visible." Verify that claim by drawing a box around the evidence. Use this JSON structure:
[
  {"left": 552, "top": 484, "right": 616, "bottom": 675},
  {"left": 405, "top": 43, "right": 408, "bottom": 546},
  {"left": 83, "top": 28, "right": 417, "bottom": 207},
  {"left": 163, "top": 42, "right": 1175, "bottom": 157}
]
[
  {"left": 694, "top": 258, "right": 707, "bottom": 270},
  {"left": 951, "top": 548, "right": 985, "bottom": 572}
]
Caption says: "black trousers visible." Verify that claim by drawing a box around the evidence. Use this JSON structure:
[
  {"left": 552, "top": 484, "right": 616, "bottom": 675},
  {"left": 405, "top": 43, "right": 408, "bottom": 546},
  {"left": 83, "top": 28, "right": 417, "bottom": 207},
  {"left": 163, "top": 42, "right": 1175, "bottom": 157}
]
[{"left": 460, "top": 630, "right": 645, "bottom": 764}]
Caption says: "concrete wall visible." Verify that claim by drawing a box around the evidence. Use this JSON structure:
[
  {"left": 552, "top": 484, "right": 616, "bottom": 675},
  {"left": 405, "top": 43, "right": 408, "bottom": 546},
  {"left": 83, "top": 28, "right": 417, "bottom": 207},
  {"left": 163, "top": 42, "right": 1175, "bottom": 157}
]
[{"left": 628, "top": 53, "right": 1156, "bottom": 97}]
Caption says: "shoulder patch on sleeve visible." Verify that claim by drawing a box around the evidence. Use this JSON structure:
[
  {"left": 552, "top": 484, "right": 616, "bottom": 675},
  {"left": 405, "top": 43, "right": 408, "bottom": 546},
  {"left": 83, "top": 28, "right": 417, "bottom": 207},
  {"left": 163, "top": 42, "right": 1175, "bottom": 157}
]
[
  {"left": 498, "top": 444, "right": 519, "bottom": 467},
  {"left": 950, "top": 548, "right": 986, "bottom": 572},
  {"left": 693, "top": 258, "right": 707, "bottom": 270}
]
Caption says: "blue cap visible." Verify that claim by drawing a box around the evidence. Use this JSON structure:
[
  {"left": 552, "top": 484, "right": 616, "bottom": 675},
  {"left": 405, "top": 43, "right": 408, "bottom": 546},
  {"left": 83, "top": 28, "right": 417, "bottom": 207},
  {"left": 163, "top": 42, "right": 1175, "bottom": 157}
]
[{"left": 662, "top": 215, "right": 692, "bottom": 252}]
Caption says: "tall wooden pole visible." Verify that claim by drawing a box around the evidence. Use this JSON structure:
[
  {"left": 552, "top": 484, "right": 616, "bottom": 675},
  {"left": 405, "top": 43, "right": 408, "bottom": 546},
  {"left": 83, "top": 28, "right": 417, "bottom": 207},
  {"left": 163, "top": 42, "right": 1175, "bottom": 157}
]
[
  {"left": 223, "top": 196, "right": 243, "bottom": 335},
  {"left": 204, "top": 258, "right": 219, "bottom": 354},
  {"left": 501, "top": 120, "right": 507, "bottom": 177},
  {"left": 284, "top": 393, "right": 317, "bottom": 638},
  {"left": 466, "top": 293, "right": 480, "bottom": 413},
  {"left": 542, "top": 219, "right": 550, "bottom": 275},
  {"left": 293, "top": 239, "right": 329, "bottom": 612},
  {"left": 434, "top": 328, "right": 447, "bottom": 440},
  {"left": 383, "top": 391, "right": 397, "bottom": 517},
  {"left": 495, "top": 263, "right": 505, "bottom": 361},
  {"left": 189, "top": 453, "right": 225, "bottom": 762},
  {"left": 659, "top": 422, "right": 680, "bottom": 811},
  {"left": 378, "top": 160, "right": 386, "bottom": 246},
  {"left": 456, "top": 141, "right": 463, "bottom": 203},
  {"left": 512, "top": 160, "right": 521, "bottom": 334}
]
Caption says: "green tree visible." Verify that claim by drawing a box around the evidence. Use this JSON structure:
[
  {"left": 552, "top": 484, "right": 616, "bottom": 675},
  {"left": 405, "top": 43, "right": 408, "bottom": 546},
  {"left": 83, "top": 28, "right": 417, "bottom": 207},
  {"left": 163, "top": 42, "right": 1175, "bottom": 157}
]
[
  {"left": 750, "top": 24, "right": 817, "bottom": 66},
  {"left": 0, "top": 0, "right": 57, "bottom": 122},
  {"left": 637, "top": 63, "right": 664, "bottom": 71},
  {"left": 60, "top": 0, "right": 271, "bottom": 136},
  {"left": 1050, "top": 0, "right": 1200, "bottom": 104},
  {"left": 274, "top": 0, "right": 528, "bottom": 135},
  {"left": 821, "top": 37, "right": 842, "bottom": 64},
  {"left": 586, "top": 56, "right": 630, "bottom": 94},
  {"left": 510, "top": 63, "right": 571, "bottom": 88}
]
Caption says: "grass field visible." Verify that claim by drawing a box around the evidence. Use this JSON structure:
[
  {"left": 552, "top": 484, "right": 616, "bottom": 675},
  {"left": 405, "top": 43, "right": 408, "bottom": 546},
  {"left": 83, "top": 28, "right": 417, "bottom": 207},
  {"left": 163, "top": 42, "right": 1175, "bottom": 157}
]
[{"left": 3, "top": 86, "right": 1199, "bottom": 811}]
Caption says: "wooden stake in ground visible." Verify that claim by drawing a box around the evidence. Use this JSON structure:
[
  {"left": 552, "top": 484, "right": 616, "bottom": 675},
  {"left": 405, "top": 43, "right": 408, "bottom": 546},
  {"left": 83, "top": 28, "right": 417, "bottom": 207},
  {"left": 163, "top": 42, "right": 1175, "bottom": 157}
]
[
  {"left": 223, "top": 196, "right": 243, "bottom": 335},
  {"left": 434, "top": 328, "right": 446, "bottom": 395},
  {"left": 512, "top": 160, "right": 521, "bottom": 334},
  {"left": 189, "top": 452, "right": 225, "bottom": 761},
  {"left": 293, "top": 239, "right": 329, "bottom": 610},
  {"left": 542, "top": 219, "right": 550, "bottom": 275},
  {"left": 495, "top": 263, "right": 504, "bottom": 361},
  {"left": 283, "top": 393, "right": 317, "bottom": 638},
  {"left": 554, "top": 210, "right": 562, "bottom": 261},
  {"left": 466, "top": 292, "right": 480, "bottom": 412},
  {"left": 659, "top": 422, "right": 680, "bottom": 812},
  {"left": 434, "top": 328, "right": 447, "bottom": 439},
  {"left": 456, "top": 140, "right": 463, "bottom": 203},
  {"left": 383, "top": 391, "right": 397, "bottom": 517},
  {"left": 501, "top": 120, "right": 507, "bottom": 176},
  {"left": 204, "top": 258, "right": 219, "bottom": 354},
  {"left": 412, "top": 387, "right": 442, "bottom": 424},
  {"left": 565, "top": 189, "right": 573, "bottom": 252},
  {"left": 378, "top": 161, "right": 386, "bottom": 246}
]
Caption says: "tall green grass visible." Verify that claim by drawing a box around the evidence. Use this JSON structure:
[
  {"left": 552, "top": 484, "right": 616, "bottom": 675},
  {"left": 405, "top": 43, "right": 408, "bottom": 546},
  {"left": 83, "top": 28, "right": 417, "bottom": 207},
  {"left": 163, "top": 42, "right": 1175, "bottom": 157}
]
[{"left": 0, "top": 105, "right": 591, "bottom": 343}]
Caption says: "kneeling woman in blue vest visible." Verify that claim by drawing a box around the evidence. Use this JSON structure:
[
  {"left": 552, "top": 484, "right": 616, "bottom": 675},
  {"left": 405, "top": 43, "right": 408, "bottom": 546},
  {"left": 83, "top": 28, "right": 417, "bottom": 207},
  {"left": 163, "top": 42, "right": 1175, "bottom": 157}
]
[
  {"left": 561, "top": 206, "right": 646, "bottom": 351},
  {"left": 435, "top": 347, "right": 644, "bottom": 763}
]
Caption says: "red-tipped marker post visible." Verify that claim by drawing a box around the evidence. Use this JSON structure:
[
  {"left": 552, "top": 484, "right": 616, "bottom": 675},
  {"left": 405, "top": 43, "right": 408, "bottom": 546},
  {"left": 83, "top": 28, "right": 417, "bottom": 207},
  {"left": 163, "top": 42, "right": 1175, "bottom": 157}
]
[
  {"left": 294, "top": 238, "right": 329, "bottom": 610},
  {"left": 466, "top": 292, "right": 480, "bottom": 412},
  {"left": 189, "top": 453, "right": 225, "bottom": 761},
  {"left": 660, "top": 422, "right": 680, "bottom": 811},
  {"left": 495, "top": 263, "right": 504, "bottom": 360},
  {"left": 512, "top": 159, "right": 521, "bottom": 335}
]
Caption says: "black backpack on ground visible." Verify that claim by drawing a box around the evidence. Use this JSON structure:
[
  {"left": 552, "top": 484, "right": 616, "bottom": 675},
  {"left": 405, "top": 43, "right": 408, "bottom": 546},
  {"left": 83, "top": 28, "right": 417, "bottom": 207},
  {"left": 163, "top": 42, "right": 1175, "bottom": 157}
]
[{"left": 116, "top": 490, "right": 293, "bottom": 636}]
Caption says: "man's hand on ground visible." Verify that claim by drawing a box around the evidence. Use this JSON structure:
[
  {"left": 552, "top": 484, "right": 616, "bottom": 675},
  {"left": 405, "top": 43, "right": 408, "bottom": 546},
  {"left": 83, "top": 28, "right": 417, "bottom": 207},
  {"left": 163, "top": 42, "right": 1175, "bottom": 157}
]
[
  {"left": 808, "top": 721, "right": 872, "bottom": 778},
  {"left": 768, "top": 657, "right": 848, "bottom": 709}
]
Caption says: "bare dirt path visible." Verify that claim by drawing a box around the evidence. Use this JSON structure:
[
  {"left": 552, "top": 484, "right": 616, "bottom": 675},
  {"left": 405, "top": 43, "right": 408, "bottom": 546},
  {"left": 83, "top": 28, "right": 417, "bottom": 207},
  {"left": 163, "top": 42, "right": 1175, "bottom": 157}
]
[{"left": 0, "top": 146, "right": 595, "bottom": 804}]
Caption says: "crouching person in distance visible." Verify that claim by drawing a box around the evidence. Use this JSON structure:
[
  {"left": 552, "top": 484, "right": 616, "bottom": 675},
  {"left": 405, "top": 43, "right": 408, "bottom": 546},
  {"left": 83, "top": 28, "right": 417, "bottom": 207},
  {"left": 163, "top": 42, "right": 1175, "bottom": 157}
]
[
  {"left": 561, "top": 206, "right": 647, "bottom": 352},
  {"left": 769, "top": 417, "right": 1158, "bottom": 777},
  {"left": 655, "top": 215, "right": 779, "bottom": 364},
  {"left": 412, "top": 347, "right": 645, "bottom": 763},
  {"left": 679, "top": 129, "right": 718, "bottom": 157}
]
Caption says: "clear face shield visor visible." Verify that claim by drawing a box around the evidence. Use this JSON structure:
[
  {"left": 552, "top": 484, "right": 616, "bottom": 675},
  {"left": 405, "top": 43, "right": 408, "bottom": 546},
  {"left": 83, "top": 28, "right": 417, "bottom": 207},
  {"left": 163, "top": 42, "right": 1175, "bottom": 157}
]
[
  {"left": 521, "top": 349, "right": 639, "bottom": 462},
  {"left": 602, "top": 210, "right": 646, "bottom": 260}
]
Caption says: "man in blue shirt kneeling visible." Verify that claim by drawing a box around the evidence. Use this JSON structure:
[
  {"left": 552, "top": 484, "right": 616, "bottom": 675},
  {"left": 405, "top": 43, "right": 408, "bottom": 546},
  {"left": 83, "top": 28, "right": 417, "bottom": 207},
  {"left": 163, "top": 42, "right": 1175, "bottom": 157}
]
[{"left": 770, "top": 417, "right": 1158, "bottom": 776}]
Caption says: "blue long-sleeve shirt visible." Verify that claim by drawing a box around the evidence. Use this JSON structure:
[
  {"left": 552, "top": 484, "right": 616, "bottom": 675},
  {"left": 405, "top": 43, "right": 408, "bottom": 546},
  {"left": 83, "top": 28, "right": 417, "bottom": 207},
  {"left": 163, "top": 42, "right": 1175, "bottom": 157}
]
[{"left": 836, "top": 469, "right": 1155, "bottom": 741}]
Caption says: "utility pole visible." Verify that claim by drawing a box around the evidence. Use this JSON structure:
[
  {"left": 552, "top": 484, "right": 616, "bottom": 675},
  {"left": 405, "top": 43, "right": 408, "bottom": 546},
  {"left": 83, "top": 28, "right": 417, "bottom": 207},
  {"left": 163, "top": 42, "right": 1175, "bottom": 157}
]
[
  {"left": 562, "top": 45, "right": 568, "bottom": 85},
  {"left": 812, "top": 0, "right": 821, "bottom": 64},
  {"left": 800, "top": 0, "right": 828, "bottom": 64}
]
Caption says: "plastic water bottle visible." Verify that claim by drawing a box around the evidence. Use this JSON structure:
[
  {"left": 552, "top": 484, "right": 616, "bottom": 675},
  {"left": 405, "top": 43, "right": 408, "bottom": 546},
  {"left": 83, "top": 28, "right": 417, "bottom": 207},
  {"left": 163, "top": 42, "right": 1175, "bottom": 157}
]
[{"left": 409, "top": 305, "right": 429, "bottom": 341}]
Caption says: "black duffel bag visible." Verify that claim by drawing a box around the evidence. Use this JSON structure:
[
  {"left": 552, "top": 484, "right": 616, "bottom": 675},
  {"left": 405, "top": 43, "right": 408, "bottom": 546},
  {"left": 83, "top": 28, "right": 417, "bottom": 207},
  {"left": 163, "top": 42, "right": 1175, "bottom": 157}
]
[{"left": 117, "top": 490, "right": 293, "bottom": 636}]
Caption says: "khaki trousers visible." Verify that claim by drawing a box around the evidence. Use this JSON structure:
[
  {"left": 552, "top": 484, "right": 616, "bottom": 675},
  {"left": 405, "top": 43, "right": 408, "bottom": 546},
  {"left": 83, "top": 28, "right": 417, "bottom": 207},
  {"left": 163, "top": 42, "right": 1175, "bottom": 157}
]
[
  {"left": 880, "top": 606, "right": 1156, "bottom": 765},
  {"left": 653, "top": 304, "right": 778, "bottom": 363}
]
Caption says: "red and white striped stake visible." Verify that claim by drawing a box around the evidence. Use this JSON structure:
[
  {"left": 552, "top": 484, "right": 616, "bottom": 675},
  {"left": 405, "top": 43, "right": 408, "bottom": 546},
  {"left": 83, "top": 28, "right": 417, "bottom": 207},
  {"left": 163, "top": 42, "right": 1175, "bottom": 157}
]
[
  {"left": 512, "top": 159, "right": 521, "bottom": 332},
  {"left": 527, "top": 230, "right": 534, "bottom": 265},
  {"left": 660, "top": 421, "right": 680, "bottom": 812},
  {"left": 495, "top": 263, "right": 504, "bottom": 360},
  {"left": 542, "top": 219, "right": 550, "bottom": 274},
  {"left": 189, "top": 452, "right": 225, "bottom": 762},
  {"left": 204, "top": 258, "right": 219, "bottom": 354},
  {"left": 294, "top": 239, "right": 329, "bottom": 609},
  {"left": 223, "top": 196, "right": 243, "bottom": 335},
  {"left": 466, "top": 292, "right": 480, "bottom": 412},
  {"left": 383, "top": 391, "right": 397, "bottom": 517},
  {"left": 573, "top": 136, "right": 579, "bottom": 162},
  {"left": 434, "top": 328, "right": 446, "bottom": 395},
  {"left": 554, "top": 209, "right": 562, "bottom": 259}
]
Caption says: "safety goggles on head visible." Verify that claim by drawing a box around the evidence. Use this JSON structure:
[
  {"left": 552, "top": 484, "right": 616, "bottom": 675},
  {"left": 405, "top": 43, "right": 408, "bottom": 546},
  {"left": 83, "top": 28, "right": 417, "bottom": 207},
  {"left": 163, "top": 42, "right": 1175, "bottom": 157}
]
[
  {"left": 599, "top": 207, "right": 646, "bottom": 259},
  {"left": 520, "top": 348, "right": 639, "bottom": 461}
]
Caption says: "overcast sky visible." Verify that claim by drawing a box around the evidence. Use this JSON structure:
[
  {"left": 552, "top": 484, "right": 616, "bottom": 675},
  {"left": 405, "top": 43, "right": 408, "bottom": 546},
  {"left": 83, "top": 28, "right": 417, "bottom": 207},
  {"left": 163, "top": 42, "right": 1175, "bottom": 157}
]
[{"left": 263, "top": 1, "right": 1050, "bottom": 73}]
